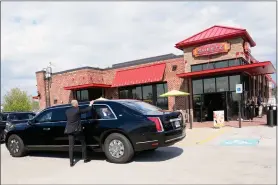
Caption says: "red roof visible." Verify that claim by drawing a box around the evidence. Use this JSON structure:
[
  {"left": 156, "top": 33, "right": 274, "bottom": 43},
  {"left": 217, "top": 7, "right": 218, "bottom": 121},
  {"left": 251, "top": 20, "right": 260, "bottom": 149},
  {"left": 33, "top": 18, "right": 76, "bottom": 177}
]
[
  {"left": 177, "top": 61, "right": 275, "bottom": 78},
  {"left": 64, "top": 83, "right": 111, "bottom": 90},
  {"left": 112, "top": 63, "right": 166, "bottom": 87},
  {"left": 175, "top": 25, "right": 256, "bottom": 49}
]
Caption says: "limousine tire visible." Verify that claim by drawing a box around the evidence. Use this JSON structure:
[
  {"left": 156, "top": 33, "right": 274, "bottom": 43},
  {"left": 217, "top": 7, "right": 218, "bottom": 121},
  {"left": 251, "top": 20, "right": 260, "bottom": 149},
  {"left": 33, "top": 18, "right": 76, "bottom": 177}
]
[
  {"left": 104, "top": 133, "right": 134, "bottom": 163},
  {"left": 7, "top": 134, "right": 26, "bottom": 157}
]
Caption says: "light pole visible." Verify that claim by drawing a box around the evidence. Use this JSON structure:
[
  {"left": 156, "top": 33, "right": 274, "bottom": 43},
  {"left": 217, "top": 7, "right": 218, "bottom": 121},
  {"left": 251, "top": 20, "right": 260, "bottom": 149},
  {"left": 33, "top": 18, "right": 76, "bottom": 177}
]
[{"left": 43, "top": 62, "right": 53, "bottom": 108}]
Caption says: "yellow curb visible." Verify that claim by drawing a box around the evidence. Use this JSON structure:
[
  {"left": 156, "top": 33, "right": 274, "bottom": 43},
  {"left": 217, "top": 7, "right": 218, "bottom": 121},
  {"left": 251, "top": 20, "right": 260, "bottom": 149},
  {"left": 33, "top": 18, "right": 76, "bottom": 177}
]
[{"left": 196, "top": 127, "right": 231, "bottom": 145}]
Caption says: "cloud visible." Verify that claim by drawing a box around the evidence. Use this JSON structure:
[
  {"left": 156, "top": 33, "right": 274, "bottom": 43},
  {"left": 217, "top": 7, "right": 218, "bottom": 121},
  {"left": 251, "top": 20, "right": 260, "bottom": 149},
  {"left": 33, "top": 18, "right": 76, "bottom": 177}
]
[{"left": 1, "top": 1, "right": 277, "bottom": 99}]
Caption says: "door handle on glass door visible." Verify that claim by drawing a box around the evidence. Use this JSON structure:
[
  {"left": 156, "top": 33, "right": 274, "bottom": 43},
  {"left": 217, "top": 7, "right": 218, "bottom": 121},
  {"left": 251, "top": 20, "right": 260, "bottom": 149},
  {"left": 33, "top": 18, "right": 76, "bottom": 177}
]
[{"left": 43, "top": 128, "right": 50, "bottom": 131}]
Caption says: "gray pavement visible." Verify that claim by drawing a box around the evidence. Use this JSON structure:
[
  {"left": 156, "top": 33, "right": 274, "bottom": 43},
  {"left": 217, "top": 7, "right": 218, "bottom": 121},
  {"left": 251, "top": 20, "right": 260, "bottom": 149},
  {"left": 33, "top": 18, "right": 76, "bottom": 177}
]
[{"left": 1, "top": 126, "right": 277, "bottom": 184}]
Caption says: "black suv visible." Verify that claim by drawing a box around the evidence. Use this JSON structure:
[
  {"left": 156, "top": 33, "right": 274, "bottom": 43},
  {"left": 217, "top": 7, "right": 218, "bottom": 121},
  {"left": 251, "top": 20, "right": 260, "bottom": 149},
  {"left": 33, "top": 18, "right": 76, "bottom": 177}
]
[
  {"left": 3, "top": 100, "right": 186, "bottom": 163},
  {"left": 0, "top": 112, "right": 36, "bottom": 141}
]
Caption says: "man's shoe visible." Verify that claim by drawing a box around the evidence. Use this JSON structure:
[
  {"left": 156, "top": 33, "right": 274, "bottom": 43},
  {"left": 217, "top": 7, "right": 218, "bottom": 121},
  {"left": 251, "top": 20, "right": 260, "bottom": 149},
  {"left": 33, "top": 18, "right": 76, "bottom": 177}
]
[
  {"left": 70, "top": 160, "right": 74, "bottom": 167},
  {"left": 84, "top": 159, "right": 91, "bottom": 163}
]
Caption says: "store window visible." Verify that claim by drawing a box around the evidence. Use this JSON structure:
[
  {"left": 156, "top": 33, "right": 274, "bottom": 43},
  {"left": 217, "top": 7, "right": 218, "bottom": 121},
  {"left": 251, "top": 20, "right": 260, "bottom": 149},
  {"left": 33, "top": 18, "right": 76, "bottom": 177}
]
[
  {"left": 119, "top": 83, "right": 168, "bottom": 109},
  {"left": 204, "top": 78, "right": 216, "bottom": 93},
  {"left": 227, "top": 92, "right": 241, "bottom": 120},
  {"left": 76, "top": 90, "right": 89, "bottom": 101},
  {"left": 229, "top": 75, "right": 241, "bottom": 91},
  {"left": 132, "top": 86, "right": 142, "bottom": 100},
  {"left": 202, "top": 63, "right": 214, "bottom": 70},
  {"left": 216, "top": 76, "right": 229, "bottom": 92},
  {"left": 192, "top": 79, "right": 203, "bottom": 94},
  {"left": 215, "top": 61, "right": 228, "bottom": 69},
  {"left": 229, "top": 59, "right": 241, "bottom": 67},
  {"left": 193, "top": 95, "right": 202, "bottom": 122},
  {"left": 156, "top": 83, "right": 168, "bottom": 110},
  {"left": 191, "top": 64, "right": 203, "bottom": 72},
  {"left": 119, "top": 89, "right": 129, "bottom": 99},
  {"left": 142, "top": 85, "right": 153, "bottom": 104}
]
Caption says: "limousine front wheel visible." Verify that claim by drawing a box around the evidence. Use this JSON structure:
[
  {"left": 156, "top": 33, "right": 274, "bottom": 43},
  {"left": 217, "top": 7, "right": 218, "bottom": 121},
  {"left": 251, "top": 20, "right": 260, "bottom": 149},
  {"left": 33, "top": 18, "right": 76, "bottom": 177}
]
[
  {"left": 104, "top": 133, "right": 134, "bottom": 163},
  {"left": 7, "top": 134, "right": 26, "bottom": 157}
]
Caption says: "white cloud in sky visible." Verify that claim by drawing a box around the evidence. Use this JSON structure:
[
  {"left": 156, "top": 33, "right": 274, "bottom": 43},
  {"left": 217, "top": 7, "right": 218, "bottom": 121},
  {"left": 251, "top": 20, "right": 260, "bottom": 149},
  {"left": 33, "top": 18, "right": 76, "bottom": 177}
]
[{"left": 1, "top": 1, "right": 277, "bottom": 99}]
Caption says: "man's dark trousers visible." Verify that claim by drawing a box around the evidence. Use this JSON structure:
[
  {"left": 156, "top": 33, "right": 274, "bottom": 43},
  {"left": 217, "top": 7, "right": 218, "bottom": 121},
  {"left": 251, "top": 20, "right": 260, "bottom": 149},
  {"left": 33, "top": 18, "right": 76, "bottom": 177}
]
[
  {"left": 68, "top": 131, "right": 87, "bottom": 165},
  {"left": 65, "top": 105, "right": 92, "bottom": 166}
]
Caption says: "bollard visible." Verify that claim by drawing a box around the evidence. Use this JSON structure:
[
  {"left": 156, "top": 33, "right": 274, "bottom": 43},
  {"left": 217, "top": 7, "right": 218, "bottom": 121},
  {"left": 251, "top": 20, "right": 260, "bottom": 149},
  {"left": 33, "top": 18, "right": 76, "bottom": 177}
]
[
  {"left": 238, "top": 101, "right": 242, "bottom": 128},
  {"left": 273, "top": 107, "right": 277, "bottom": 126},
  {"left": 267, "top": 109, "right": 274, "bottom": 127}
]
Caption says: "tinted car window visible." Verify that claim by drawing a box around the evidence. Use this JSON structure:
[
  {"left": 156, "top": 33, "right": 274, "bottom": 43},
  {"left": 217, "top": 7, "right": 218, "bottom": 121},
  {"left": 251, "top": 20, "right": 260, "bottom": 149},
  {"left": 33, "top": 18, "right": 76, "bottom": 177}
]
[
  {"left": 51, "top": 108, "right": 68, "bottom": 122},
  {"left": 36, "top": 110, "right": 53, "bottom": 123},
  {"left": 0, "top": 113, "right": 7, "bottom": 121},
  {"left": 2, "top": 114, "right": 8, "bottom": 121},
  {"left": 121, "top": 101, "right": 162, "bottom": 113},
  {"left": 9, "top": 113, "right": 35, "bottom": 121},
  {"left": 93, "top": 105, "right": 116, "bottom": 119}
]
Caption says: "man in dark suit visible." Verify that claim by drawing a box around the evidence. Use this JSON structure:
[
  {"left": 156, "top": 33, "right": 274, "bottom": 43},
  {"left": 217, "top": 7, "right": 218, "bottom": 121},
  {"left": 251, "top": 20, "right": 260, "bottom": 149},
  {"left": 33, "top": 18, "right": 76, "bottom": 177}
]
[
  {"left": 100, "top": 107, "right": 114, "bottom": 119},
  {"left": 65, "top": 99, "right": 94, "bottom": 167}
]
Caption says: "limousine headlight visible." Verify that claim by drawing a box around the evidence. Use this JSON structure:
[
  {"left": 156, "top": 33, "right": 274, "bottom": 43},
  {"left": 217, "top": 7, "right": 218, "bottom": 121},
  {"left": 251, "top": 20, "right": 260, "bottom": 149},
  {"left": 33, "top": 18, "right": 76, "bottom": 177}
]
[{"left": 5, "top": 122, "right": 14, "bottom": 130}]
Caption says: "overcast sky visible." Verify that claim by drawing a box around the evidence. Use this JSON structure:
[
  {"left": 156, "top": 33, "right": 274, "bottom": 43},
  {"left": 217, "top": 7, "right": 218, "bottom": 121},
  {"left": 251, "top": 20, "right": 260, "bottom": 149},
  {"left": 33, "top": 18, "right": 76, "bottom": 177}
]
[{"left": 1, "top": 1, "right": 277, "bottom": 99}]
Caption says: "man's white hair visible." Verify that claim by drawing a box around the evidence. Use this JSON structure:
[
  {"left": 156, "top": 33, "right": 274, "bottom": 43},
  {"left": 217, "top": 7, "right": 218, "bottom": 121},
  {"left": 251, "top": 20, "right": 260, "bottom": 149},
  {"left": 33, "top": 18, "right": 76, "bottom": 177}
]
[{"left": 71, "top": 100, "right": 78, "bottom": 106}]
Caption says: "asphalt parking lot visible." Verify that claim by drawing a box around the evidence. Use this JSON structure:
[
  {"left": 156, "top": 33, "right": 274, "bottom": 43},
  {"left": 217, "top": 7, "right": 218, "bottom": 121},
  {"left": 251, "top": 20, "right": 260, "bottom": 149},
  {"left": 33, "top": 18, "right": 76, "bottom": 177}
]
[{"left": 1, "top": 126, "right": 276, "bottom": 184}]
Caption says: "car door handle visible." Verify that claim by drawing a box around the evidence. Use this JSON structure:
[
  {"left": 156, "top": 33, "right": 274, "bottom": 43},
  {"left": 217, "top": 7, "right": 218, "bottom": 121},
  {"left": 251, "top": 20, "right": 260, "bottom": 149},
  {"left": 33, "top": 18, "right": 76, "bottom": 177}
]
[{"left": 43, "top": 128, "right": 51, "bottom": 131}]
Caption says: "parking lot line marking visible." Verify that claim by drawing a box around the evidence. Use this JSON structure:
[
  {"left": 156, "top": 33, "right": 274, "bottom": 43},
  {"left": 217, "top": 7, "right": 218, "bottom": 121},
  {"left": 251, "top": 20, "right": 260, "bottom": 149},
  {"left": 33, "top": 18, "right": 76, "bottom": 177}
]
[{"left": 196, "top": 128, "right": 231, "bottom": 145}]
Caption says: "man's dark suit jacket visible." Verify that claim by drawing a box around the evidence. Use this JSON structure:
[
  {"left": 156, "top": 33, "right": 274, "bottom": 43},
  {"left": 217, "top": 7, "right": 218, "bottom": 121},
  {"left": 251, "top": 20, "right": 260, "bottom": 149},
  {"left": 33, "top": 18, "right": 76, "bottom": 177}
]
[{"left": 64, "top": 106, "right": 92, "bottom": 135}]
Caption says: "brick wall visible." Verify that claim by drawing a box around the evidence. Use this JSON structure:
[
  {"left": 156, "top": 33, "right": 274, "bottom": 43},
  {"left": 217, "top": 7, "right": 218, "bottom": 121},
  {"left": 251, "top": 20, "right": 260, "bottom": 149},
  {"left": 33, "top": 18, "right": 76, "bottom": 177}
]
[{"left": 35, "top": 57, "right": 187, "bottom": 110}]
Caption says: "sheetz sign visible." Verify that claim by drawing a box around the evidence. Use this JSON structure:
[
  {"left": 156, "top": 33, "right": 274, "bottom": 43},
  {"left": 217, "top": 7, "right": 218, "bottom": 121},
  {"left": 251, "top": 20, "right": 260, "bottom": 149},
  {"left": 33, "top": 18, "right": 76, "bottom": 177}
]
[{"left": 192, "top": 42, "right": 231, "bottom": 57}]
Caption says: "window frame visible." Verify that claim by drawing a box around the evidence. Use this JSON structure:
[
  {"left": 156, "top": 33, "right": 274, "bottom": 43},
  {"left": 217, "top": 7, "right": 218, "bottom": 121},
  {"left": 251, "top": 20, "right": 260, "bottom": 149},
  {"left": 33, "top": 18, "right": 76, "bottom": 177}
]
[
  {"left": 203, "top": 78, "right": 216, "bottom": 93},
  {"left": 35, "top": 109, "right": 53, "bottom": 123},
  {"left": 34, "top": 107, "right": 69, "bottom": 123},
  {"left": 191, "top": 58, "right": 244, "bottom": 72},
  {"left": 118, "top": 82, "right": 168, "bottom": 109},
  {"left": 92, "top": 104, "right": 118, "bottom": 120},
  {"left": 75, "top": 89, "right": 89, "bottom": 102},
  {"left": 216, "top": 76, "right": 229, "bottom": 92},
  {"left": 191, "top": 64, "right": 203, "bottom": 72},
  {"left": 192, "top": 79, "right": 204, "bottom": 94}
]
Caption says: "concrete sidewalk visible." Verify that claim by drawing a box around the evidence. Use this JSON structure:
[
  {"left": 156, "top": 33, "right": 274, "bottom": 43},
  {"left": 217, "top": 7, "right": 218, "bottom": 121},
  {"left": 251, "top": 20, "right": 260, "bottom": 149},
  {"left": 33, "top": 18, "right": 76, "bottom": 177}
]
[
  {"left": 177, "top": 127, "right": 232, "bottom": 147},
  {"left": 1, "top": 126, "right": 276, "bottom": 184},
  {"left": 188, "top": 115, "right": 268, "bottom": 128}
]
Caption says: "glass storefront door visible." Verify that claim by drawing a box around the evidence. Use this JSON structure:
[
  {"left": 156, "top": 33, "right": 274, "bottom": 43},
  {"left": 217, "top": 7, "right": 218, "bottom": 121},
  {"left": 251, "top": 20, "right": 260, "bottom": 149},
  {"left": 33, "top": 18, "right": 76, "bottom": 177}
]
[
  {"left": 192, "top": 74, "right": 245, "bottom": 122},
  {"left": 203, "top": 92, "right": 226, "bottom": 121}
]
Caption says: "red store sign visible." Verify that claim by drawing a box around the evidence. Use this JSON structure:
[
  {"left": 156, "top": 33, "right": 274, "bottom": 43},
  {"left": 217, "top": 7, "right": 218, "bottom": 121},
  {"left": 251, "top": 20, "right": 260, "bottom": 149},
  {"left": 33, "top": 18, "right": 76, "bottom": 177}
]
[{"left": 192, "top": 42, "right": 231, "bottom": 57}]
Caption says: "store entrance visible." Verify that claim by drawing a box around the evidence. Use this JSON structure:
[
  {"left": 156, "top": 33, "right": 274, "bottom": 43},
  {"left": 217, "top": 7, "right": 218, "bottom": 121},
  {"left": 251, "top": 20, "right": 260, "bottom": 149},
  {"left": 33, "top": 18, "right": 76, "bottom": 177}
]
[{"left": 203, "top": 92, "right": 226, "bottom": 121}]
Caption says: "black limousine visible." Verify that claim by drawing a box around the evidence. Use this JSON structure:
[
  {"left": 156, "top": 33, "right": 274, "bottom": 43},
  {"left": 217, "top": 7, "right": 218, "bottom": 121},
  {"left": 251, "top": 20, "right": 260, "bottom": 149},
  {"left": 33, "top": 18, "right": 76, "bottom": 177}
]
[{"left": 3, "top": 99, "right": 186, "bottom": 163}]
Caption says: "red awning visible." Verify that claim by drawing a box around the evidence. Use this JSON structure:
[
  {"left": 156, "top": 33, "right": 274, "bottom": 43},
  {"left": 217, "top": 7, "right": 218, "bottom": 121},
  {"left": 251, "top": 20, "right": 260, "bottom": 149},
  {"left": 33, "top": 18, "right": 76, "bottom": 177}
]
[
  {"left": 177, "top": 61, "right": 275, "bottom": 78},
  {"left": 112, "top": 63, "right": 166, "bottom": 87},
  {"left": 64, "top": 83, "right": 111, "bottom": 90}
]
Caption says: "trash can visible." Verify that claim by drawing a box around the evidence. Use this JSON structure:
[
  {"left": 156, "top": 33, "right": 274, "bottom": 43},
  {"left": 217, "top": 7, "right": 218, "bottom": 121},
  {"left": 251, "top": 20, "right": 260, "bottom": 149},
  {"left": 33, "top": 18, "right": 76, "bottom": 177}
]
[{"left": 267, "top": 106, "right": 274, "bottom": 127}]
